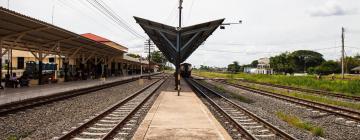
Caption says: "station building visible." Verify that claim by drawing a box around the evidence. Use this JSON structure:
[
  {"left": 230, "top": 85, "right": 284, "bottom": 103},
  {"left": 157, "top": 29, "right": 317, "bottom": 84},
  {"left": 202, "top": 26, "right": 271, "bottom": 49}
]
[
  {"left": 1, "top": 32, "right": 156, "bottom": 85},
  {"left": 0, "top": 7, "right": 156, "bottom": 86}
]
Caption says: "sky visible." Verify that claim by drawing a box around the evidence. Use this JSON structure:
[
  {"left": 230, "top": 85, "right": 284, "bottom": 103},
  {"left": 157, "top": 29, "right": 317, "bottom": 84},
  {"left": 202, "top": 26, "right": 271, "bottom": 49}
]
[{"left": 1, "top": 0, "right": 360, "bottom": 68}]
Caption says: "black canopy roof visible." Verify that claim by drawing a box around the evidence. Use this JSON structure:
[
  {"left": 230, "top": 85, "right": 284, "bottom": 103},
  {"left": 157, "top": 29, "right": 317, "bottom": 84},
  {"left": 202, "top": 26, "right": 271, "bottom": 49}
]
[{"left": 134, "top": 17, "right": 224, "bottom": 64}]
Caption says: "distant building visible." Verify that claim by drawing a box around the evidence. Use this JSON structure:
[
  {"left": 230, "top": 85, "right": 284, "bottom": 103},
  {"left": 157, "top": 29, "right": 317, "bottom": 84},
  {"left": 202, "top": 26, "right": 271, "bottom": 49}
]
[
  {"left": 243, "top": 67, "right": 257, "bottom": 74},
  {"left": 256, "top": 58, "right": 273, "bottom": 74},
  {"left": 213, "top": 67, "right": 227, "bottom": 72},
  {"left": 352, "top": 66, "right": 360, "bottom": 74},
  {"left": 243, "top": 58, "right": 273, "bottom": 74}
]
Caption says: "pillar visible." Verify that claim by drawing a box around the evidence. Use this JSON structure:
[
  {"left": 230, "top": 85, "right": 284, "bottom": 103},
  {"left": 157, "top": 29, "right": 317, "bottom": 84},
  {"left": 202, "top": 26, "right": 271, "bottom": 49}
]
[
  {"left": 64, "top": 58, "right": 69, "bottom": 82},
  {"left": 38, "top": 52, "right": 43, "bottom": 85},
  {"left": 0, "top": 40, "right": 3, "bottom": 89},
  {"left": 10, "top": 49, "right": 12, "bottom": 76}
]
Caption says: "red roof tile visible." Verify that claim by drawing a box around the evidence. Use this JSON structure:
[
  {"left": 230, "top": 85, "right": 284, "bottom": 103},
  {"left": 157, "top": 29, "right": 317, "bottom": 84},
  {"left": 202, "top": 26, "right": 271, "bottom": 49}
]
[{"left": 81, "top": 33, "right": 111, "bottom": 42}]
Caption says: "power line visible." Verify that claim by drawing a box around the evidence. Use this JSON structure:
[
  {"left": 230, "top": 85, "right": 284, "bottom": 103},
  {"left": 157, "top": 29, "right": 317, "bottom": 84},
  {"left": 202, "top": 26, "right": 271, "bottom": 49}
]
[
  {"left": 57, "top": 0, "right": 128, "bottom": 40},
  {"left": 84, "top": 0, "right": 145, "bottom": 39},
  {"left": 185, "top": 0, "right": 195, "bottom": 25},
  {"left": 164, "top": 1, "right": 178, "bottom": 23},
  {"left": 93, "top": 0, "right": 138, "bottom": 34},
  {"left": 347, "top": 46, "right": 360, "bottom": 50},
  {"left": 87, "top": 0, "right": 135, "bottom": 34}
]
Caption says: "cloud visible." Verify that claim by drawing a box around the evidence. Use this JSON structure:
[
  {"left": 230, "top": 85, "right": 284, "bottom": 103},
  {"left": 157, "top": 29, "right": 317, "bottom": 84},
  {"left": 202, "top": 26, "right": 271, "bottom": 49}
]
[{"left": 309, "top": 1, "right": 357, "bottom": 17}]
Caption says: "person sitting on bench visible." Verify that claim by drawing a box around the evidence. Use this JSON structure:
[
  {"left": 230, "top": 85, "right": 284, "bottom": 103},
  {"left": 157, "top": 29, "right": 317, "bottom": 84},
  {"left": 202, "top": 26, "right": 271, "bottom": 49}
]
[{"left": 10, "top": 73, "right": 19, "bottom": 88}]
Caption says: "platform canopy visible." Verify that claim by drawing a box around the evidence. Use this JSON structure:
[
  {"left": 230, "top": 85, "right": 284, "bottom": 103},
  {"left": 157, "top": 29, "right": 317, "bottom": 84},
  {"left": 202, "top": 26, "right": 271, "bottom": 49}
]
[
  {"left": 0, "top": 7, "right": 125, "bottom": 59},
  {"left": 134, "top": 17, "right": 224, "bottom": 64}
]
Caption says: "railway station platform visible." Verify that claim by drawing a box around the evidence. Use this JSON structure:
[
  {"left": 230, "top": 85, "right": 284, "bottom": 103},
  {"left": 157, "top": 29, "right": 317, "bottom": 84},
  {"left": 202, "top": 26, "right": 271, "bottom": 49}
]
[
  {"left": 0, "top": 74, "right": 149, "bottom": 106},
  {"left": 133, "top": 80, "right": 231, "bottom": 140}
]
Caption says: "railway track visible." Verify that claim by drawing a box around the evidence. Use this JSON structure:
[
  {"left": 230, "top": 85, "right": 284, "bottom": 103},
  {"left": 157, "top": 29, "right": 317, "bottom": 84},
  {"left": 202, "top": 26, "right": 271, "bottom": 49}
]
[
  {"left": 186, "top": 78, "right": 296, "bottom": 140},
  {"left": 0, "top": 73, "right": 163, "bottom": 116},
  {"left": 218, "top": 79, "right": 360, "bottom": 101},
  {"left": 56, "top": 77, "right": 166, "bottom": 140},
  {"left": 0, "top": 78, "right": 139, "bottom": 115},
  {"left": 214, "top": 80, "right": 360, "bottom": 122}
]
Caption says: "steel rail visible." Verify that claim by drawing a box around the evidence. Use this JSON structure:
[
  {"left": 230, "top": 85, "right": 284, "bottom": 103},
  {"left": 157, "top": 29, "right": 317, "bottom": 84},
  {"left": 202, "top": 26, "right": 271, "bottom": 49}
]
[
  {"left": 186, "top": 78, "right": 296, "bottom": 140},
  {"left": 217, "top": 79, "right": 360, "bottom": 101},
  {"left": 57, "top": 78, "right": 166, "bottom": 140},
  {"left": 0, "top": 77, "right": 138, "bottom": 115},
  {"left": 102, "top": 78, "right": 166, "bottom": 139},
  {"left": 0, "top": 73, "right": 163, "bottom": 115},
  {"left": 217, "top": 80, "right": 360, "bottom": 122}
]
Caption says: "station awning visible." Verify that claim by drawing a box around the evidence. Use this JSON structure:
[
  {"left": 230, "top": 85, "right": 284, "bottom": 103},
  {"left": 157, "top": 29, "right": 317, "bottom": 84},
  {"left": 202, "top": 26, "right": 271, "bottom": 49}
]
[
  {"left": 134, "top": 17, "right": 224, "bottom": 64},
  {"left": 0, "top": 7, "right": 125, "bottom": 59}
]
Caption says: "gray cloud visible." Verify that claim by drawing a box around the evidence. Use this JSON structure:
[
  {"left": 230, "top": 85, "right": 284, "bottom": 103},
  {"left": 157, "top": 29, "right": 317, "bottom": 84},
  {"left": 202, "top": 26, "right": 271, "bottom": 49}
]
[{"left": 309, "top": 1, "right": 357, "bottom": 17}]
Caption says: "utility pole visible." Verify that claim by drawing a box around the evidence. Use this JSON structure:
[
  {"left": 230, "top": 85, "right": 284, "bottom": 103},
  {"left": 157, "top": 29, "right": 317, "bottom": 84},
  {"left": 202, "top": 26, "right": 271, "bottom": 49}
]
[
  {"left": 144, "top": 39, "right": 154, "bottom": 79},
  {"left": 341, "top": 27, "right": 345, "bottom": 79},
  {"left": 139, "top": 56, "right": 142, "bottom": 76},
  {"left": 148, "top": 39, "right": 151, "bottom": 80},
  {"left": 176, "top": 0, "right": 183, "bottom": 96}
]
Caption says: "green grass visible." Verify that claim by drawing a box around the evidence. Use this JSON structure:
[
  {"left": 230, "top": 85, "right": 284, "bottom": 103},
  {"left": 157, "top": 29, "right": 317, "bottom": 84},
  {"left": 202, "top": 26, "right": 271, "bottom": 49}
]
[
  {"left": 193, "top": 70, "right": 360, "bottom": 96},
  {"left": 276, "top": 112, "right": 325, "bottom": 137},
  {"left": 6, "top": 131, "right": 32, "bottom": 140},
  {"left": 7, "top": 135, "right": 18, "bottom": 140},
  {"left": 233, "top": 80, "right": 360, "bottom": 111},
  {"left": 211, "top": 84, "right": 254, "bottom": 103}
]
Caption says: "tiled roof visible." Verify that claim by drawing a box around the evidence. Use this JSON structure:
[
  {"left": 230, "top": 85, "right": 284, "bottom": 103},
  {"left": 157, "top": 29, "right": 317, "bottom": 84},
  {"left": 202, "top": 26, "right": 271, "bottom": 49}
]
[{"left": 81, "top": 33, "right": 111, "bottom": 42}]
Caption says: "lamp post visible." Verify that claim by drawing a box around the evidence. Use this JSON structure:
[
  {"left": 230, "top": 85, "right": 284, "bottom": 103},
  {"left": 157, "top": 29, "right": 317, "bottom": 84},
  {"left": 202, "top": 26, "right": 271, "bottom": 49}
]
[
  {"left": 220, "top": 20, "right": 242, "bottom": 29},
  {"left": 175, "top": 0, "right": 183, "bottom": 96}
]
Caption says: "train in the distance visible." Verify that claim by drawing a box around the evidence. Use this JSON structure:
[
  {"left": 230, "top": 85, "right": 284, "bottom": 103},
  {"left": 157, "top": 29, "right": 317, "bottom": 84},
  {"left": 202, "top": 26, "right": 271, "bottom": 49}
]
[{"left": 180, "top": 63, "right": 192, "bottom": 78}]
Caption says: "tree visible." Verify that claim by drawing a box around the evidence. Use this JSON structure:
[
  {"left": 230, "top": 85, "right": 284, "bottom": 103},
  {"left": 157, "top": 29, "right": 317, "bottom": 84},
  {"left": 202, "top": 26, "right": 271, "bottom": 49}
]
[
  {"left": 126, "top": 53, "right": 140, "bottom": 58},
  {"left": 291, "top": 50, "right": 325, "bottom": 73},
  {"left": 354, "top": 53, "right": 360, "bottom": 59},
  {"left": 270, "top": 52, "right": 295, "bottom": 74},
  {"left": 345, "top": 56, "right": 360, "bottom": 73},
  {"left": 150, "top": 51, "right": 168, "bottom": 70},
  {"left": 227, "top": 61, "right": 240, "bottom": 73},
  {"left": 310, "top": 60, "right": 341, "bottom": 75},
  {"left": 251, "top": 60, "right": 258, "bottom": 67}
]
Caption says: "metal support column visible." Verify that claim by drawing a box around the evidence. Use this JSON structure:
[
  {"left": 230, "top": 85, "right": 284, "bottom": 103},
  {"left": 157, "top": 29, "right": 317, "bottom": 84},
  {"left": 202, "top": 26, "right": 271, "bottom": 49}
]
[
  {"left": 175, "top": 0, "right": 183, "bottom": 96},
  {"left": 38, "top": 52, "right": 43, "bottom": 85},
  {"left": 9, "top": 48, "right": 12, "bottom": 76},
  {"left": 0, "top": 40, "right": 3, "bottom": 89},
  {"left": 64, "top": 57, "right": 69, "bottom": 82},
  {"left": 6, "top": 48, "right": 9, "bottom": 76}
]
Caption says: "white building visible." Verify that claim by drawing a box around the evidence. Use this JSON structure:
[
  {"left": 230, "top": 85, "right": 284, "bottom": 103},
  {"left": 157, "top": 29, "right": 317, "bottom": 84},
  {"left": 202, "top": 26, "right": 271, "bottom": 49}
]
[
  {"left": 256, "top": 58, "right": 273, "bottom": 74},
  {"left": 244, "top": 67, "right": 257, "bottom": 74}
]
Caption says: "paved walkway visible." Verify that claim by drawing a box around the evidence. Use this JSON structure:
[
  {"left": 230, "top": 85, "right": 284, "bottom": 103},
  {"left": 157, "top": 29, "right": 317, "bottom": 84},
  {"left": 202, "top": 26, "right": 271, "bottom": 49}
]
[
  {"left": 133, "top": 80, "right": 232, "bottom": 140},
  {"left": 0, "top": 75, "right": 143, "bottom": 106}
]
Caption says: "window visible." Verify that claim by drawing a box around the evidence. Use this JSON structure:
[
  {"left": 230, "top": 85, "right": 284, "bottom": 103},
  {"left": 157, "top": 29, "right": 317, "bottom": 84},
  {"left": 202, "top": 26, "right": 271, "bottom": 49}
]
[
  {"left": 49, "top": 58, "right": 55, "bottom": 63},
  {"left": 17, "top": 57, "right": 25, "bottom": 69}
]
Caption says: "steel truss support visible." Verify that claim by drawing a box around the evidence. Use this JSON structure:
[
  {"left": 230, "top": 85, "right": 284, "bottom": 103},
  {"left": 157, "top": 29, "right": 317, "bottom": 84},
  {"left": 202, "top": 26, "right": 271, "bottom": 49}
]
[{"left": 0, "top": 27, "right": 48, "bottom": 40}]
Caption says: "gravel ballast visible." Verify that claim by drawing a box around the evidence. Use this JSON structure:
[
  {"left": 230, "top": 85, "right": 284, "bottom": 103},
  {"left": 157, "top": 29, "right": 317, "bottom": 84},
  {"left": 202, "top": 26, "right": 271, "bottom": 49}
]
[
  {"left": 204, "top": 80, "right": 360, "bottom": 140},
  {"left": 0, "top": 79, "right": 156, "bottom": 139}
]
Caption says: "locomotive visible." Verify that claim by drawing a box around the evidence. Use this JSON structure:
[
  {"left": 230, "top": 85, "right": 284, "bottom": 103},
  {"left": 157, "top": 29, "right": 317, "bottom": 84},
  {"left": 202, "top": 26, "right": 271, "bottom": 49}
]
[{"left": 180, "top": 63, "right": 192, "bottom": 78}]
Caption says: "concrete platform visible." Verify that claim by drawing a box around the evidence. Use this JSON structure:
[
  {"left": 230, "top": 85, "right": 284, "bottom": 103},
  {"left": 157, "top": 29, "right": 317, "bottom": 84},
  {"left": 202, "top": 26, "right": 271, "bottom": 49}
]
[
  {"left": 133, "top": 80, "right": 231, "bottom": 140},
  {"left": 0, "top": 74, "right": 145, "bottom": 106}
]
